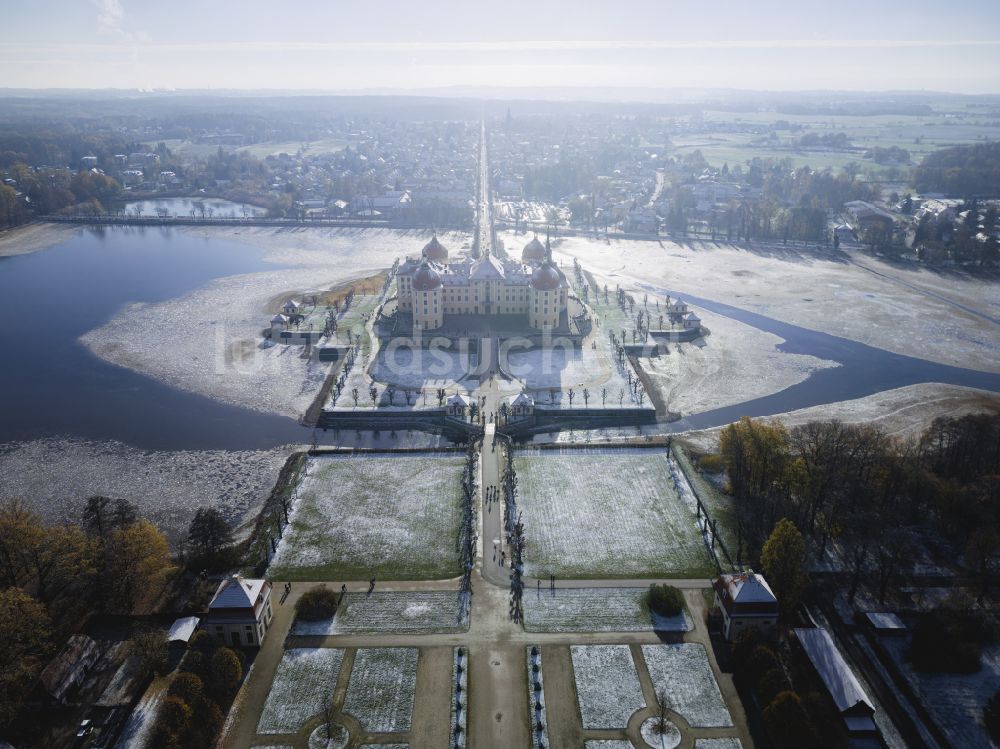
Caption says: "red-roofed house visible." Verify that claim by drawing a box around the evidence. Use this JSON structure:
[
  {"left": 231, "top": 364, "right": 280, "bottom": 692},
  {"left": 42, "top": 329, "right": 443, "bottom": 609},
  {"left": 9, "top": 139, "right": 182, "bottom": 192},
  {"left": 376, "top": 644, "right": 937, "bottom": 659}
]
[
  {"left": 204, "top": 575, "right": 273, "bottom": 647},
  {"left": 712, "top": 569, "right": 778, "bottom": 640}
]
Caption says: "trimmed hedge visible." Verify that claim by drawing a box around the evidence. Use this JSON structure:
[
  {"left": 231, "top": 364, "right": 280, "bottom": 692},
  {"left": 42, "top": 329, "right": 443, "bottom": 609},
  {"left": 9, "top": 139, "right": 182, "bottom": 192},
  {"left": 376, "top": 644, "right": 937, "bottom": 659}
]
[
  {"left": 646, "top": 584, "right": 684, "bottom": 617},
  {"left": 295, "top": 586, "right": 339, "bottom": 621}
]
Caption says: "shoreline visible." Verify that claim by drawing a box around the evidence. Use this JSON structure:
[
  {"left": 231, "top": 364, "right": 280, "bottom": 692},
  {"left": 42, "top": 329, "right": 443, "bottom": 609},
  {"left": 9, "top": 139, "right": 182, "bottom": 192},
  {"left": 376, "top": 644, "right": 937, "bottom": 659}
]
[{"left": 0, "top": 222, "right": 79, "bottom": 258}]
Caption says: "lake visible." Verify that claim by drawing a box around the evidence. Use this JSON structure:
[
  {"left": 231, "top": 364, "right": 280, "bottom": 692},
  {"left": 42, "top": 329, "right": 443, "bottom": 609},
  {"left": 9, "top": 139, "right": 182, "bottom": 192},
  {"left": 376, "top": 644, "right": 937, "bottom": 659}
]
[{"left": 1, "top": 225, "right": 997, "bottom": 452}]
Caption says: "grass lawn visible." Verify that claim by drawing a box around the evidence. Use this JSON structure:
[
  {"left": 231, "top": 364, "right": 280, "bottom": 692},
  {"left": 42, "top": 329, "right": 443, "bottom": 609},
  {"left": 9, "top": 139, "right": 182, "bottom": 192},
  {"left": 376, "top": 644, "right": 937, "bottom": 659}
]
[
  {"left": 268, "top": 452, "right": 466, "bottom": 581},
  {"left": 516, "top": 448, "right": 716, "bottom": 579}
]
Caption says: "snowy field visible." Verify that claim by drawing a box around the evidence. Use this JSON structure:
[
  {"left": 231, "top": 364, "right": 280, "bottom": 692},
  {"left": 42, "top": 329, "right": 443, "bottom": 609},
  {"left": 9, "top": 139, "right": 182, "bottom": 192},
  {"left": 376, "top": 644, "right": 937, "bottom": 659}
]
[
  {"left": 343, "top": 648, "right": 418, "bottom": 733},
  {"left": 523, "top": 588, "right": 691, "bottom": 633},
  {"left": 268, "top": 452, "right": 466, "bottom": 580},
  {"left": 0, "top": 438, "right": 293, "bottom": 542},
  {"left": 257, "top": 648, "right": 346, "bottom": 734},
  {"left": 525, "top": 232, "right": 1000, "bottom": 375},
  {"left": 82, "top": 228, "right": 469, "bottom": 419},
  {"left": 506, "top": 345, "right": 627, "bottom": 400},
  {"left": 638, "top": 307, "right": 837, "bottom": 416},
  {"left": 516, "top": 448, "right": 715, "bottom": 578},
  {"left": 570, "top": 645, "right": 646, "bottom": 729},
  {"left": 370, "top": 344, "right": 472, "bottom": 391},
  {"left": 881, "top": 637, "right": 1000, "bottom": 749},
  {"left": 679, "top": 382, "right": 1000, "bottom": 453},
  {"left": 293, "top": 591, "right": 469, "bottom": 635},
  {"left": 584, "top": 742, "right": 633, "bottom": 749},
  {"left": 695, "top": 740, "right": 743, "bottom": 749},
  {"left": 641, "top": 644, "right": 733, "bottom": 728}
]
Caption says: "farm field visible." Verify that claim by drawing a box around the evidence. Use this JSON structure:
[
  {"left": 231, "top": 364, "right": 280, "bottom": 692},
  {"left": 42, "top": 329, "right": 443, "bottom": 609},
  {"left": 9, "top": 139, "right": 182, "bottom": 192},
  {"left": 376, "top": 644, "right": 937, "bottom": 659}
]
[
  {"left": 516, "top": 448, "right": 716, "bottom": 578},
  {"left": 523, "top": 587, "right": 691, "bottom": 633},
  {"left": 292, "top": 590, "right": 469, "bottom": 635},
  {"left": 343, "top": 648, "right": 419, "bottom": 734},
  {"left": 257, "top": 648, "right": 345, "bottom": 735},
  {"left": 268, "top": 452, "right": 466, "bottom": 580}
]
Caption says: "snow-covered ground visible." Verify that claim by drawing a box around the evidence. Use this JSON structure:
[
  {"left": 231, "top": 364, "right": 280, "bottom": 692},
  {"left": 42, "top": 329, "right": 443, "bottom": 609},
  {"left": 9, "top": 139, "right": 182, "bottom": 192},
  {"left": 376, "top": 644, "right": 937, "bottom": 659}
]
[
  {"left": 641, "top": 644, "right": 733, "bottom": 728},
  {"left": 114, "top": 677, "right": 167, "bottom": 749},
  {"left": 293, "top": 591, "right": 469, "bottom": 635},
  {"left": 370, "top": 345, "right": 473, "bottom": 391},
  {"left": 307, "top": 723, "right": 349, "bottom": 749},
  {"left": 0, "top": 438, "right": 293, "bottom": 541},
  {"left": 694, "top": 740, "right": 744, "bottom": 749},
  {"left": 570, "top": 645, "right": 646, "bottom": 729},
  {"left": 343, "top": 648, "right": 418, "bottom": 733},
  {"left": 331, "top": 344, "right": 474, "bottom": 410},
  {"left": 584, "top": 742, "right": 633, "bottom": 749},
  {"left": 640, "top": 717, "right": 682, "bottom": 749},
  {"left": 881, "top": 637, "right": 1000, "bottom": 749},
  {"left": 679, "top": 382, "right": 1000, "bottom": 453},
  {"left": 82, "top": 228, "right": 469, "bottom": 418},
  {"left": 268, "top": 452, "right": 466, "bottom": 580},
  {"left": 527, "top": 232, "right": 1000, "bottom": 375},
  {"left": 516, "top": 448, "right": 715, "bottom": 578},
  {"left": 0, "top": 222, "right": 79, "bottom": 257},
  {"left": 506, "top": 345, "right": 627, "bottom": 398},
  {"left": 639, "top": 307, "right": 837, "bottom": 416},
  {"left": 257, "top": 648, "right": 346, "bottom": 734},
  {"left": 523, "top": 588, "right": 692, "bottom": 633}
]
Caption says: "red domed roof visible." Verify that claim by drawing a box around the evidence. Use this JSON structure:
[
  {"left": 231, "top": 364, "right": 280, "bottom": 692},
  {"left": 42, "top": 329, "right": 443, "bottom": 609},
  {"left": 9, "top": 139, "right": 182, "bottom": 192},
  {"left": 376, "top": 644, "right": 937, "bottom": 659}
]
[
  {"left": 422, "top": 235, "right": 448, "bottom": 262},
  {"left": 412, "top": 260, "right": 442, "bottom": 291},
  {"left": 531, "top": 261, "right": 565, "bottom": 291},
  {"left": 522, "top": 236, "right": 545, "bottom": 263}
]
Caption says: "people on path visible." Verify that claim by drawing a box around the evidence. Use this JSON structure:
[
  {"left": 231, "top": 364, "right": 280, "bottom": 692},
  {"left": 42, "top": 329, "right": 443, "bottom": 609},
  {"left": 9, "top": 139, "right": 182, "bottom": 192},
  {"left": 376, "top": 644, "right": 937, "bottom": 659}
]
[{"left": 368, "top": 577, "right": 376, "bottom": 595}]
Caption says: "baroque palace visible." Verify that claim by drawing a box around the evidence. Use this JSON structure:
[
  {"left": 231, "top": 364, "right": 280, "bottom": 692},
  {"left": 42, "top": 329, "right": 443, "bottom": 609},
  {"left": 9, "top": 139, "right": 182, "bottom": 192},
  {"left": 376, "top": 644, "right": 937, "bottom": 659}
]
[{"left": 395, "top": 235, "right": 570, "bottom": 333}]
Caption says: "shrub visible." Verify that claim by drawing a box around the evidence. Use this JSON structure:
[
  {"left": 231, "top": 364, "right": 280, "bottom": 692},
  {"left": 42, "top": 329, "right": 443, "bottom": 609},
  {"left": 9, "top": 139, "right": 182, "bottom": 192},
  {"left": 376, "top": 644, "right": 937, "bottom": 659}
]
[
  {"left": 189, "top": 695, "right": 225, "bottom": 747},
  {"left": 295, "top": 586, "right": 339, "bottom": 621},
  {"left": 208, "top": 647, "right": 242, "bottom": 698},
  {"left": 189, "top": 629, "right": 214, "bottom": 651},
  {"left": 646, "top": 584, "right": 685, "bottom": 617},
  {"left": 168, "top": 672, "right": 203, "bottom": 705},
  {"left": 762, "top": 691, "right": 818, "bottom": 749},
  {"left": 698, "top": 453, "right": 726, "bottom": 473},
  {"left": 730, "top": 629, "right": 761, "bottom": 675},
  {"left": 744, "top": 645, "right": 780, "bottom": 684},
  {"left": 907, "top": 607, "right": 984, "bottom": 673},
  {"left": 757, "top": 667, "right": 792, "bottom": 705},
  {"left": 154, "top": 696, "right": 192, "bottom": 744},
  {"left": 133, "top": 629, "right": 169, "bottom": 678}
]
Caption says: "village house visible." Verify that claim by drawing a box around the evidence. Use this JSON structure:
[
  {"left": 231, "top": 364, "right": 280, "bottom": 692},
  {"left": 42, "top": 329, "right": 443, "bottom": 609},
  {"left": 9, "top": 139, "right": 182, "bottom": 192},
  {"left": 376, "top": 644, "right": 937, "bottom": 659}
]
[
  {"left": 712, "top": 570, "right": 778, "bottom": 640},
  {"left": 204, "top": 575, "right": 274, "bottom": 647},
  {"left": 844, "top": 200, "right": 895, "bottom": 233}
]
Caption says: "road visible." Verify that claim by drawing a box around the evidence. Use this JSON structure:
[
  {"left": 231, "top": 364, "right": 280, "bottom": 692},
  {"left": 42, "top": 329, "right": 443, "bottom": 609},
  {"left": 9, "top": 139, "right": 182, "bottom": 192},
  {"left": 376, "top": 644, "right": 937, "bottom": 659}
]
[{"left": 474, "top": 118, "right": 498, "bottom": 258}]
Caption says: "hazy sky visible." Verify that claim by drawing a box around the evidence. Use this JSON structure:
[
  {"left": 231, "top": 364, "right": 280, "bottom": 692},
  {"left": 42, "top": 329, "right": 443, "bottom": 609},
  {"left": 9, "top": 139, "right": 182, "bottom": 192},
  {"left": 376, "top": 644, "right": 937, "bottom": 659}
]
[{"left": 3, "top": 0, "right": 1000, "bottom": 93}]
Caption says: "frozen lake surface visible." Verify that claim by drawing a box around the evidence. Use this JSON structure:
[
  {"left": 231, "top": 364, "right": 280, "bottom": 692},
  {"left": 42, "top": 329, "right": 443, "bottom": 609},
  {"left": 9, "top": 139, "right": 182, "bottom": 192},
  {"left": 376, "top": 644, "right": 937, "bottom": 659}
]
[{"left": 1, "top": 226, "right": 998, "bottom": 452}]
